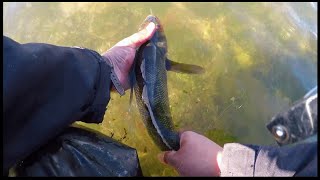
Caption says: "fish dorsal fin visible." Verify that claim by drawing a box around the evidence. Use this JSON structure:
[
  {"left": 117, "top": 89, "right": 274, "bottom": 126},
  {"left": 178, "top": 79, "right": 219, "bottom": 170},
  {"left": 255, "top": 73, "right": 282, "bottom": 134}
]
[{"left": 165, "top": 58, "right": 205, "bottom": 74}]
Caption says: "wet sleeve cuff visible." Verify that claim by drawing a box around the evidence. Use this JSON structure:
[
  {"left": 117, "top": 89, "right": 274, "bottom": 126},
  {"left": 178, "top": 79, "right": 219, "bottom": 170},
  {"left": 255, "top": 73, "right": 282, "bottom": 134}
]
[
  {"left": 71, "top": 47, "right": 125, "bottom": 123},
  {"left": 220, "top": 143, "right": 257, "bottom": 176},
  {"left": 79, "top": 48, "right": 113, "bottom": 123}
]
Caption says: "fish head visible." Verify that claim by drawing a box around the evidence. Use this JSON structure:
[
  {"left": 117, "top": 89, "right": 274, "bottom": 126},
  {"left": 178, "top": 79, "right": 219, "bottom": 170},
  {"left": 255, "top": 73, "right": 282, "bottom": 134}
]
[
  {"left": 139, "top": 15, "right": 163, "bottom": 32},
  {"left": 139, "top": 15, "right": 167, "bottom": 51}
]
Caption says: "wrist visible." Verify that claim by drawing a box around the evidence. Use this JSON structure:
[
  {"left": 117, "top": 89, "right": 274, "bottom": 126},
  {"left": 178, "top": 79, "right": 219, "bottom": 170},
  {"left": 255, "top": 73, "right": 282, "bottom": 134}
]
[{"left": 101, "top": 54, "right": 125, "bottom": 96}]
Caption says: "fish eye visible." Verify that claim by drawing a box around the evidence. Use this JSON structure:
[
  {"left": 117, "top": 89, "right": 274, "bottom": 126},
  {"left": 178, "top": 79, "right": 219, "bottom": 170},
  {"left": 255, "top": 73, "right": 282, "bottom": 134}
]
[{"left": 271, "top": 125, "right": 290, "bottom": 144}]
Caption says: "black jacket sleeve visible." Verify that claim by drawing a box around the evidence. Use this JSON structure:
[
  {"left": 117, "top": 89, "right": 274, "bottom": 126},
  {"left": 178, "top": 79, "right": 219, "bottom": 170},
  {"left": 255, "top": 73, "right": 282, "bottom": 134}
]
[
  {"left": 220, "top": 141, "right": 317, "bottom": 176},
  {"left": 3, "top": 36, "right": 113, "bottom": 174}
]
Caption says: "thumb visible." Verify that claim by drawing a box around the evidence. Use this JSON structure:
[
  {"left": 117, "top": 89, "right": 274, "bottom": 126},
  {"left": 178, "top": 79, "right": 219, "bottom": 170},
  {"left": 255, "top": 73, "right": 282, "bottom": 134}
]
[
  {"left": 158, "top": 151, "right": 178, "bottom": 167},
  {"left": 116, "top": 22, "right": 156, "bottom": 48}
]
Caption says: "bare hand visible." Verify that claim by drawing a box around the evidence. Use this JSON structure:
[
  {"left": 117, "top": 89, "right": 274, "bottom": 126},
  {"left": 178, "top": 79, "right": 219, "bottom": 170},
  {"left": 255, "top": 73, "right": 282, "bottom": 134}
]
[
  {"left": 158, "top": 131, "right": 223, "bottom": 176},
  {"left": 102, "top": 22, "right": 157, "bottom": 91}
]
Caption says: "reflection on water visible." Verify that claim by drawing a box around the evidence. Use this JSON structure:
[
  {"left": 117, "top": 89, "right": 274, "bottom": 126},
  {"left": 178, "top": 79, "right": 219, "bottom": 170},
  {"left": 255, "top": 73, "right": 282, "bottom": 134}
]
[{"left": 4, "top": 2, "right": 317, "bottom": 176}]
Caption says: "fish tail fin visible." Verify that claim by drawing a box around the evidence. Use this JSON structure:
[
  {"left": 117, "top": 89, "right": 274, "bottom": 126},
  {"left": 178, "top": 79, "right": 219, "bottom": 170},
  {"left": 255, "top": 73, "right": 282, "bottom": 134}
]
[{"left": 166, "top": 59, "right": 205, "bottom": 74}]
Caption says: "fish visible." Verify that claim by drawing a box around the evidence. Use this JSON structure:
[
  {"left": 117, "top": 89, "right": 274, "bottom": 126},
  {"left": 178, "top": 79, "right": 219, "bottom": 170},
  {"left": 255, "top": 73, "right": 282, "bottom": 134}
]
[{"left": 130, "top": 15, "right": 204, "bottom": 151}]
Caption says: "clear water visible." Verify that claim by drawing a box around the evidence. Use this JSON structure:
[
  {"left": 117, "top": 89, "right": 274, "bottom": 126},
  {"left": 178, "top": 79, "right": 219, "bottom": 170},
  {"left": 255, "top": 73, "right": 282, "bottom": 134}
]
[{"left": 3, "top": 2, "right": 317, "bottom": 176}]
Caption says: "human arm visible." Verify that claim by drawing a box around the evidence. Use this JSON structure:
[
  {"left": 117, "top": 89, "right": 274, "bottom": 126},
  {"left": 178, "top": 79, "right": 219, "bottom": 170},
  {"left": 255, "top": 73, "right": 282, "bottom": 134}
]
[
  {"left": 3, "top": 36, "right": 111, "bottom": 175},
  {"left": 3, "top": 22, "right": 156, "bottom": 175},
  {"left": 159, "top": 131, "right": 317, "bottom": 177},
  {"left": 220, "top": 141, "right": 317, "bottom": 176}
]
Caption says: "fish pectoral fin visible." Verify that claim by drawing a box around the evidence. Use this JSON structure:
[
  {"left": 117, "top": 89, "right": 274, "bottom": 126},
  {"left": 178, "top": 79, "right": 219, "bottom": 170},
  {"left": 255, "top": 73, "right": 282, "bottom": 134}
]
[
  {"left": 128, "top": 65, "right": 137, "bottom": 106},
  {"left": 129, "top": 86, "right": 134, "bottom": 106},
  {"left": 165, "top": 59, "right": 205, "bottom": 74}
]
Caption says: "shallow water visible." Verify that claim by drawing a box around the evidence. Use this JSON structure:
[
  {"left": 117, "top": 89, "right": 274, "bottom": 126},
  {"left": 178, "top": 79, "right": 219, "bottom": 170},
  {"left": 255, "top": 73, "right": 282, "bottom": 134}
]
[{"left": 3, "top": 2, "right": 317, "bottom": 176}]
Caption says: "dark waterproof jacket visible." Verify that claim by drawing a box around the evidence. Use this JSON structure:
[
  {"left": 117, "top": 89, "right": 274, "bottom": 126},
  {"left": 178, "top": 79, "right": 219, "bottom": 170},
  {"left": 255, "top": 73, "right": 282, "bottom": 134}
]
[{"left": 3, "top": 36, "right": 317, "bottom": 177}]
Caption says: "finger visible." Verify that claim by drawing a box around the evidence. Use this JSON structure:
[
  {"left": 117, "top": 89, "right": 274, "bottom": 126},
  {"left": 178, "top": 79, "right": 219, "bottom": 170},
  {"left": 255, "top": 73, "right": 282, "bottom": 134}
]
[
  {"left": 117, "top": 22, "right": 156, "bottom": 48},
  {"left": 129, "top": 22, "right": 156, "bottom": 48},
  {"left": 158, "top": 151, "right": 179, "bottom": 167},
  {"left": 179, "top": 130, "right": 199, "bottom": 146},
  {"left": 157, "top": 152, "right": 167, "bottom": 165},
  {"left": 177, "top": 129, "right": 189, "bottom": 137}
]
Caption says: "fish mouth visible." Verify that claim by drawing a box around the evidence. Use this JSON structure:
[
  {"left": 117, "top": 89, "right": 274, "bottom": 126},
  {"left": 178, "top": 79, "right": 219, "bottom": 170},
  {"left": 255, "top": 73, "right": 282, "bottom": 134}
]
[{"left": 139, "top": 15, "right": 163, "bottom": 31}]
